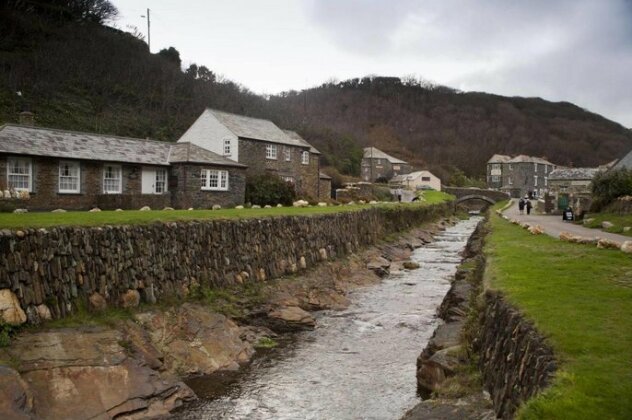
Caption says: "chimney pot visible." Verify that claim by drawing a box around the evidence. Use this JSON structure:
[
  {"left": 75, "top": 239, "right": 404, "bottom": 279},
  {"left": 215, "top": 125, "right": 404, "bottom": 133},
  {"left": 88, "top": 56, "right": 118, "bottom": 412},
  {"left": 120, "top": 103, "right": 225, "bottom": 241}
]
[{"left": 19, "top": 111, "right": 35, "bottom": 126}]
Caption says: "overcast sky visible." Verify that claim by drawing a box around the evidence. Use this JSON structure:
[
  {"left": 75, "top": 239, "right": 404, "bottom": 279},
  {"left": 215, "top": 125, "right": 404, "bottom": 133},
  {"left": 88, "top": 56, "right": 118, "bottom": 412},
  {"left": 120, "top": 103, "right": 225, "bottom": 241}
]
[{"left": 112, "top": 0, "right": 632, "bottom": 127}]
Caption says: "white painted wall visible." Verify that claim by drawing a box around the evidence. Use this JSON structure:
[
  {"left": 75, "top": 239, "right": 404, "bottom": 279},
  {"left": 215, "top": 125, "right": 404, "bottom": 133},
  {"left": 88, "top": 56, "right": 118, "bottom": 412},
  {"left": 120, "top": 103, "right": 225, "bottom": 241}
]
[
  {"left": 402, "top": 171, "right": 442, "bottom": 191},
  {"left": 177, "top": 110, "right": 239, "bottom": 162}
]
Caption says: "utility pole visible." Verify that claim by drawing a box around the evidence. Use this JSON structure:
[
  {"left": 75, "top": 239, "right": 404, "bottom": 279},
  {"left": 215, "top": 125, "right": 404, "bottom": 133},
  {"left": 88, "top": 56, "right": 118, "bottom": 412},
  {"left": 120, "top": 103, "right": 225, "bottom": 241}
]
[{"left": 141, "top": 8, "right": 151, "bottom": 52}]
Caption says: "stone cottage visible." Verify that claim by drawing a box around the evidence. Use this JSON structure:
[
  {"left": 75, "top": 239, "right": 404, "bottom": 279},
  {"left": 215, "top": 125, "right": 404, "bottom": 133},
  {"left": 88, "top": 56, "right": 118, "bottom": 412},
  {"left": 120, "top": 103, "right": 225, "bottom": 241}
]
[
  {"left": 0, "top": 124, "right": 246, "bottom": 211},
  {"left": 361, "top": 147, "right": 412, "bottom": 183},
  {"left": 390, "top": 170, "right": 441, "bottom": 191},
  {"left": 177, "top": 109, "right": 326, "bottom": 199},
  {"left": 486, "top": 154, "right": 556, "bottom": 198},
  {"left": 546, "top": 167, "right": 599, "bottom": 215}
]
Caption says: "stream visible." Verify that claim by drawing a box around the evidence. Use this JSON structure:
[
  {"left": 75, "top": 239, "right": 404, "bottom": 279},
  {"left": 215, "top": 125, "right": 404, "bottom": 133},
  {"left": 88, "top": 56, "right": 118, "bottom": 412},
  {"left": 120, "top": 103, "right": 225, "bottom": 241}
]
[{"left": 175, "top": 217, "right": 481, "bottom": 420}]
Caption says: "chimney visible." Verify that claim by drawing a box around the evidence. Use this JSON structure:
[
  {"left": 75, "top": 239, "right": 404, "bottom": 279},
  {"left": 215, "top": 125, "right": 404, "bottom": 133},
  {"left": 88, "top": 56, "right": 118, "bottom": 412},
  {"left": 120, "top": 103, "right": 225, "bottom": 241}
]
[{"left": 19, "top": 111, "right": 35, "bottom": 126}]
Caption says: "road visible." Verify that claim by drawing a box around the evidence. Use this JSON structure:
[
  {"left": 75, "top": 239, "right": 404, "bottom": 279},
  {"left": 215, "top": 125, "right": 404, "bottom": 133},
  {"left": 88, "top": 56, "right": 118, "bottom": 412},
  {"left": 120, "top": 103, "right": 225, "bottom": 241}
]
[{"left": 504, "top": 201, "right": 630, "bottom": 243}]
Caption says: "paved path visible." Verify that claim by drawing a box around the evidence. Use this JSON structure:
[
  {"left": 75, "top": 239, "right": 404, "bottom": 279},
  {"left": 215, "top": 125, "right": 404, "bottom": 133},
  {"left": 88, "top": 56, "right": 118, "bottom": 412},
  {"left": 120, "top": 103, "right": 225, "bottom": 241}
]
[{"left": 504, "top": 201, "right": 630, "bottom": 243}]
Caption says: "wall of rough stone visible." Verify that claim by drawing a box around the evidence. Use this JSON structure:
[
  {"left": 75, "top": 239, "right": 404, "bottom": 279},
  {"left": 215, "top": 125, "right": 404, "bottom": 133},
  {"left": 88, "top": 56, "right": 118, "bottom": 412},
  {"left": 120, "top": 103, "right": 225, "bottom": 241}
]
[
  {"left": 478, "top": 290, "right": 557, "bottom": 419},
  {"left": 0, "top": 203, "right": 451, "bottom": 324}
]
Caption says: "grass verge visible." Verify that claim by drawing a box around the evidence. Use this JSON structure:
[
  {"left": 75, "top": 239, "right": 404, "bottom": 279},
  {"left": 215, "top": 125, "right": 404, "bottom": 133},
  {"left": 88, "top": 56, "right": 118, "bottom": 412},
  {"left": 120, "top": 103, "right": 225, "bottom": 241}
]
[
  {"left": 0, "top": 201, "right": 448, "bottom": 229},
  {"left": 418, "top": 190, "right": 456, "bottom": 204},
  {"left": 582, "top": 212, "right": 632, "bottom": 237},
  {"left": 486, "top": 207, "right": 632, "bottom": 419}
]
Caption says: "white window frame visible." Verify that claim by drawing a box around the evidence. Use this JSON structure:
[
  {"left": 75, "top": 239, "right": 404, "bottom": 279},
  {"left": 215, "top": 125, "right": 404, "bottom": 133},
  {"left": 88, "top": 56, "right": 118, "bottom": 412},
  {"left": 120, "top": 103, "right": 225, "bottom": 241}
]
[
  {"left": 200, "top": 169, "right": 229, "bottom": 191},
  {"left": 508, "top": 177, "right": 513, "bottom": 186},
  {"left": 491, "top": 163, "right": 501, "bottom": 171},
  {"left": 7, "top": 157, "right": 32, "bottom": 192},
  {"left": 301, "top": 151, "right": 310, "bottom": 165},
  {"left": 284, "top": 147, "right": 291, "bottom": 161},
  {"left": 58, "top": 160, "right": 80, "bottom": 194},
  {"left": 223, "top": 139, "right": 231, "bottom": 156},
  {"left": 155, "top": 168, "right": 168, "bottom": 194},
  {"left": 103, "top": 164, "right": 122, "bottom": 194},
  {"left": 534, "top": 175, "right": 538, "bottom": 187},
  {"left": 266, "top": 144, "right": 277, "bottom": 160}
]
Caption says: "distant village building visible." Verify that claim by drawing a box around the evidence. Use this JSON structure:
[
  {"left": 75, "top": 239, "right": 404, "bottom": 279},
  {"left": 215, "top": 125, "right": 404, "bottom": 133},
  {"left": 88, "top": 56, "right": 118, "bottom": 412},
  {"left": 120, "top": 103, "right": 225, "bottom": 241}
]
[
  {"left": 0, "top": 124, "right": 246, "bottom": 211},
  {"left": 547, "top": 167, "right": 599, "bottom": 215},
  {"left": 361, "top": 147, "right": 412, "bottom": 183},
  {"left": 486, "top": 154, "right": 556, "bottom": 198},
  {"left": 178, "top": 109, "right": 327, "bottom": 199},
  {"left": 390, "top": 170, "right": 441, "bottom": 191}
]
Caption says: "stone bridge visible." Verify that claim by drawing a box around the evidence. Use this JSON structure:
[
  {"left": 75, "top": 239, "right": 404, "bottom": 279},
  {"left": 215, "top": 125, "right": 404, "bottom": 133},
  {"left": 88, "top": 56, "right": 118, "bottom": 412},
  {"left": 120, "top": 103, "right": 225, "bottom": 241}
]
[{"left": 443, "top": 187, "right": 509, "bottom": 206}]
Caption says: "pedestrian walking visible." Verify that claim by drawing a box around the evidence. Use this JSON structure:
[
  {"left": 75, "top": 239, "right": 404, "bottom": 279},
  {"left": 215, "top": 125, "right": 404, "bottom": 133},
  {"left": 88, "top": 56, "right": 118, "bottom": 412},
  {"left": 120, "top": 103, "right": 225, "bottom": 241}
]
[
  {"left": 518, "top": 197, "right": 525, "bottom": 215},
  {"left": 397, "top": 188, "right": 402, "bottom": 202},
  {"left": 526, "top": 199, "right": 532, "bottom": 215}
]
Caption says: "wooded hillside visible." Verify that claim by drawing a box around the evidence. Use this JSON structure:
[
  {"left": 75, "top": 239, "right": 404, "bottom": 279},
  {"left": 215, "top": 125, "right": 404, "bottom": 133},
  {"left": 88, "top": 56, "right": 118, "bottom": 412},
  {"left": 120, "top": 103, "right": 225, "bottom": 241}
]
[{"left": 1, "top": 2, "right": 630, "bottom": 181}]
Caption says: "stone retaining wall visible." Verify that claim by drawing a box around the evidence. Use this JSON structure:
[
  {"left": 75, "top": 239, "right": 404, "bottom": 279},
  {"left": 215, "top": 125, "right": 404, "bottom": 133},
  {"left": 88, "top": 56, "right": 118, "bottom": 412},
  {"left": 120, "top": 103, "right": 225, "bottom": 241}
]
[
  {"left": 478, "top": 290, "right": 556, "bottom": 418},
  {"left": 0, "top": 203, "right": 450, "bottom": 324}
]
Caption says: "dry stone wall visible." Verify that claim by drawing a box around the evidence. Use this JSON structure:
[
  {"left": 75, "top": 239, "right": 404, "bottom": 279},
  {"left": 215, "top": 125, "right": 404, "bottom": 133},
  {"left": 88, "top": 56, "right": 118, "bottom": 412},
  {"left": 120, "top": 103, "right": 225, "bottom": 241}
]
[
  {"left": 0, "top": 203, "right": 450, "bottom": 324},
  {"left": 478, "top": 290, "right": 557, "bottom": 419}
]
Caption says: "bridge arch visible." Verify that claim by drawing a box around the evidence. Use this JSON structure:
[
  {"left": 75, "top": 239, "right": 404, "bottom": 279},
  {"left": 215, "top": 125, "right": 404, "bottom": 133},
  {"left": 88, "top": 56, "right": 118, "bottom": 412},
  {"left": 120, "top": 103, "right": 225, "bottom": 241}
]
[{"left": 454, "top": 194, "right": 497, "bottom": 205}]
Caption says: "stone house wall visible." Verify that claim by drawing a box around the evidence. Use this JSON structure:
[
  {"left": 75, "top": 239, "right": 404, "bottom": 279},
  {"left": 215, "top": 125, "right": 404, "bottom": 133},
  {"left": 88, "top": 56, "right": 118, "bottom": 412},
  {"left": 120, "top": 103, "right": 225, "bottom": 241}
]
[
  {"left": 170, "top": 163, "right": 246, "bottom": 209},
  {"left": 499, "top": 162, "right": 554, "bottom": 198},
  {"left": 238, "top": 139, "right": 319, "bottom": 198},
  {"left": 0, "top": 203, "right": 451, "bottom": 324},
  {"left": 0, "top": 155, "right": 172, "bottom": 211},
  {"left": 319, "top": 178, "right": 332, "bottom": 200},
  {"left": 362, "top": 158, "right": 394, "bottom": 182}
]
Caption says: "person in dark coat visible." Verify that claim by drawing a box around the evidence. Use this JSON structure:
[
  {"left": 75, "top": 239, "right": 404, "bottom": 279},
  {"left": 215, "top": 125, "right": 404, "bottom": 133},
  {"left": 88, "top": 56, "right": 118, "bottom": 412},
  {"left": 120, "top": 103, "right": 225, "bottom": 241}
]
[
  {"left": 518, "top": 197, "right": 525, "bottom": 215},
  {"left": 525, "top": 199, "right": 533, "bottom": 215}
]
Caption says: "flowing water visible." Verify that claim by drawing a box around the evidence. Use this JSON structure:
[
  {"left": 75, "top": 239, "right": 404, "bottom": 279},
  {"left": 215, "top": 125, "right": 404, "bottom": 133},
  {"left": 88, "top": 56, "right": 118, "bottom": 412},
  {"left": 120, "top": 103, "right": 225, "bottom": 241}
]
[{"left": 175, "top": 217, "right": 481, "bottom": 420}]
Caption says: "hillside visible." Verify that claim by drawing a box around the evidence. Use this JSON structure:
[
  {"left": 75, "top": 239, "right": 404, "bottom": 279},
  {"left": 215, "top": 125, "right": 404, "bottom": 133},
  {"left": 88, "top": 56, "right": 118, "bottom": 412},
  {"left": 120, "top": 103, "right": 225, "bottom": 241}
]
[{"left": 1, "top": 3, "right": 631, "bottom": 181}]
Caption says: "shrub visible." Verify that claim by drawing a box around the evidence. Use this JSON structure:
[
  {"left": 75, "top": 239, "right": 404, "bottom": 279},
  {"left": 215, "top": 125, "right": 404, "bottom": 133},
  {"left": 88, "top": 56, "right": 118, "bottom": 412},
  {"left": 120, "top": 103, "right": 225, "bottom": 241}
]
[
  {"left": 245, "top": 174, "right": 297, "bottom": 206},
  {"left": 591, "top": 169, "right": 632, "bottom": 211}
]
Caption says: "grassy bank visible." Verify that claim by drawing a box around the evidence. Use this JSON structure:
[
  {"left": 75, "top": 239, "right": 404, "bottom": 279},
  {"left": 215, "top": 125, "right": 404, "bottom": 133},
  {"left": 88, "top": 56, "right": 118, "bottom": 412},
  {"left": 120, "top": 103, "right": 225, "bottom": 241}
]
[
  {"left": 582, "top": 212, "right": 632, "bottom": 237},
  {"left": 0, "top": 192, "right": 455, "bottom": 229},
  {"left": 486, "top": 209, "right": 632, "bottom": 419}
]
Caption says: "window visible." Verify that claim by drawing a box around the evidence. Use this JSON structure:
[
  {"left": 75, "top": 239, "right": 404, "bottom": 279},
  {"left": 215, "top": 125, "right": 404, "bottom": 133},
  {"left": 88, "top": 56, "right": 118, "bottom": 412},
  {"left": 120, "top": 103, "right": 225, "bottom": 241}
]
[
  {"left": 266, "top": 144, "right": 277, "bottom": 160},
  {"left": 59, "top": 161, "right": 80, "bottom": 193},
  {"left": 534, "top": 175, "right": 538, "bottom": 186},
  {"left": 200, "top": 169, "right": 229, "bottom": 191},
  {"left": 103, "top": 165, "right": 122, "bottom": 194},
  {"left": 491, "top": 175, "right": 500, "bottom": 182},
  {"left": 301, "top": 151, "right": 310, "bottom": 165},
  {"left": 544, "top": 177, "right": 548, "bottom": 187},
  {"left": 393, "top": 165, "right": 401, "bottom": 171},
  {"left": 508, "top": 164, "right": 513, "bottom": 170},
  {"left": 491, "top": 163, "right": 501, "bottom": 171},
  {"left": 545, "top": 165, "right": 549, "bottom": 174},
  {"left": 421, "top": 176, "right": 431, "bottom": 182},
  {"left": 155, "top": 169, "right": 167, "bottom": 193},
  {"left": 284, "top": 147, "right": 291, "bottom": 161},
  {"left": 376, "top": 159, "right": 382, "bottom": 165},
  {"left": 223, "top": 140, "right": 231, "bottom": 156},
  {"left": 7, "top": 157, "right": 32, "bottom": 191},
  {"left": 508, "top": 177, "right": 513, "bottom": 185},
  {"left": 534, "top": 162, "right": 538, "bottom": 172}
]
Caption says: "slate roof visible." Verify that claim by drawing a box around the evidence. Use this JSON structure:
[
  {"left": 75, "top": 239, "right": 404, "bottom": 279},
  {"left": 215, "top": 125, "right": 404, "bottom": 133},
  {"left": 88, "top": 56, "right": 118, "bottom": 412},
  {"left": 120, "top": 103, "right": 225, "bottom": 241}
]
[
  {"left": 319, "top": 172, "right": 332, "bottom": 180},
  {"left": 548, "top": 167, "right": 599, "bottom": 180},
  {"left": 169, "top": 142, "right": 246, "bottom": 167},
  {"left": 613, "top": 149, "right": 632, "bottom": 170},
  {"left": 282, "top": 130, "right": 321, "bottom": 154},
  {"left": 0, "top": 124, "right": 243, "bottom": 168},
  {"left": 487, "top": 154, "right": 511, "bottom": 163},
  {"left": 208, "top": 109, "right": 307, "bottom": 148},
  {"left": 363, "top": 147, "right": 408, "bottom": 164},
  {"left": 507, "top": 155, "right": 554, "bottom": 165}
]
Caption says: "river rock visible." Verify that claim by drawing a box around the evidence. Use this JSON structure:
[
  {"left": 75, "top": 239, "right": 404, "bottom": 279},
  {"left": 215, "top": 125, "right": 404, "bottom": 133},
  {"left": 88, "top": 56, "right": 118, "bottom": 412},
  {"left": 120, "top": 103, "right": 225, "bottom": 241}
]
[
  {"left": 51, "top": 209, "right": 66, "bottom": 213},
  {"left": 601, "top": 221, "right": 614, "bottom": 229},
  {"left": 88, "top": 207, "right": 101, "bottom": 212},
  {"left": 366, "top": 256, "right": 391, "bottom": 277},
  {"left": 267, "top": 306, "right": 315, "bottom": 332},
  {"left": 426, "top": 321, "right": 465, "bottom": 354},
  {"left": 88, "top": 292, "right": 107, "bottom": 312},
  {"left": 120, "top": 289, "right": 140, "bottom": 308},
  {"left": 403, "top": 261, "right": 420, "bottom": 270},
  {"left": 417, "top": 345, "right": 463, "bottom": 393},
  {"left": 0, "top": 366, "right": 34, "bottom": 419},
  {"left": 304, "top": 288, "right": 350, "bottom": 311},
  {"left": 2, "top": 328, "right": 195, "bottom": 419},
  {"left": 134, "top": 303, "right": 254, "bottom": 375},
  {"left": 528, "top": 225, "right": 544, "bottom": 235},
  {"left": 0, "top": 289, "right": 27, "bottom": 325}
]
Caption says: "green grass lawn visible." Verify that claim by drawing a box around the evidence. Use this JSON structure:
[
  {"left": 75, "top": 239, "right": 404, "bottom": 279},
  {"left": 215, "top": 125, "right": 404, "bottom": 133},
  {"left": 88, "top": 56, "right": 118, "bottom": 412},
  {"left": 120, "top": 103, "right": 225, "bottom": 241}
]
[
  {"left": 486, "top": 210, "right": 632, "bottom": 419},
  {"left": 0, "top": 200, "right": 453, "bottom": 229},
  {"left": 582, "top": 212, "right": 632, "bottom": 237},
  {"left": 418, "top": 190, "right": 455, "bottom": 204}
]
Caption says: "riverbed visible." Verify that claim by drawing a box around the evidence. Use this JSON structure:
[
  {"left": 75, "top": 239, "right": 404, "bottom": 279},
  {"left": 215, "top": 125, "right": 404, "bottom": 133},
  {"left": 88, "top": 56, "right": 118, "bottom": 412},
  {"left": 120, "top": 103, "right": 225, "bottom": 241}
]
[{"left": 175, "top": 217, "right": 481, "bottom": 420}]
